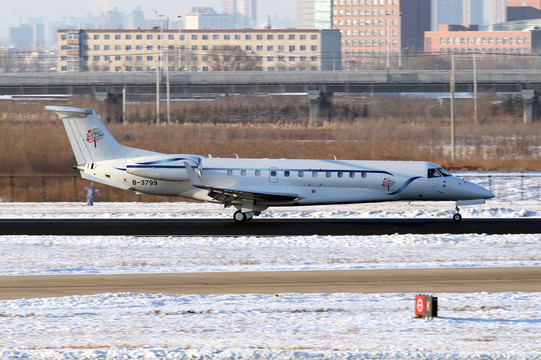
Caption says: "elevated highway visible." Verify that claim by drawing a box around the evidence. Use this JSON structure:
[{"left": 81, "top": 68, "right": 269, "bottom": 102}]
[
  {"left": 2, "top": 70, "right": 540, "bottom": 122},
  {"left": 1, "top": 69, "right": 538, "bottom": 94}
]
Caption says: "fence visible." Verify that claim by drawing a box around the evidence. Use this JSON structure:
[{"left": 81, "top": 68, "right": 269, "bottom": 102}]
[
  {"left": 462, "top": 173, "right": 541, "bottom": 202},
  {"left": 0, "top": 176, "right": 169, "bottom": 202},
  {"left": 0, "top": 174, "right": 539, "bottom": 203}
]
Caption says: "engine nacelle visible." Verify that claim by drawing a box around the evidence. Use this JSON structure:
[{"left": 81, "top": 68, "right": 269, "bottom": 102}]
[{"left": 126, "top": 154, "right": 202, "bottom": 181}]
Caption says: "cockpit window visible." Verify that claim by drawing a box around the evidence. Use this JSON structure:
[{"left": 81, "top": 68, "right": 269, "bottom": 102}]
[
  {"left": 427, "top": 168, "right": 441, "bottom": 178},
  {"left": 428, "top": 167, "right": 452, "bottom": 178},
  {"left": 438, "top": 167, "right": 452, "bottom": 177}
]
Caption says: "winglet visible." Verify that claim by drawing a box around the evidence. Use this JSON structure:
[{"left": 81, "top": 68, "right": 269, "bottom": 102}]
[{"left": 183, "top": 161, "right": 206, "bottom": 188}]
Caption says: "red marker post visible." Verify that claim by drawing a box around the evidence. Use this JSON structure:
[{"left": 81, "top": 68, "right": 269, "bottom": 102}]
[{"left": 414, "top": 294, "right": 438, "bottom": 318}]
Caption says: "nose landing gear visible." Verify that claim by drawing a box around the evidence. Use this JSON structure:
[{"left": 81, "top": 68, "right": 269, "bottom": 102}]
[{"left": 453, "top": 206, "right": 462, "bottom": 222}]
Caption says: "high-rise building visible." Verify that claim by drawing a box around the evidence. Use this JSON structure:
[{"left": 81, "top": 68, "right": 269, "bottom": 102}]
[
  {"left": 297, "top": 0, "right": 332, "bottom": 29},
  {"left": 9, "top": 24, "right": 33, "bottom": 48},
  {"left": 507, "top": 0, "right": 541, "bottom": 21},
  {"left": 332, "top": 0, "right": 430, "bottom": 68},
  {"left": 128, "top": 7, "right": 145, "bottom": 29},
  {"left": 432, "top": 0, "right": 463, "bottom": 30},
  {"left": 223, "top": 0, "right": 236, "bottom": 16},
  {"left": 33, "top": 23, "right": 45, "bottom": 48},
  {"left": 463, "top": 0, "right": 484, "bottom": 26},
  {"left": 104, "top": 7, "right": 123, "bottom": 29},
  {"left": 223, "top": 0, "right": 257, "bottom": 28},
  {"left": 486, "top": 0, "right": 507, "bottom": 25}
]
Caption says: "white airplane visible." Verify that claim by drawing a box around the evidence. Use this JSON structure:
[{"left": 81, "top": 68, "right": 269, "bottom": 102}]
[{"left": 46, "top": 106, "right": 494, "bottom": 222}]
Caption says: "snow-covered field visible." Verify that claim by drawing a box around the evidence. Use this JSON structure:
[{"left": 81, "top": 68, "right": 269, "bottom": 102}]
[
  {"left": 1, "top": 292, "right": 540, "bottom": 359},
  {"left": 0, "top": 195, "right": 540, "bottom": 358}
]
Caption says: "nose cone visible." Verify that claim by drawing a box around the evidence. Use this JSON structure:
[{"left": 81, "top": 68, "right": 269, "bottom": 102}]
[
  {"left": 481, "top": 186, "right": 495, "bottom": 200},
  {"left": 477, "top": 185, "right": 495, "bottom": 199},
  {"left": 459, "top": 180, "right": 495, "bottom": 200}
]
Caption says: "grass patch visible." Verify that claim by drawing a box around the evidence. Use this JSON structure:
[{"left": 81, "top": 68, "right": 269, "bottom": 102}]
[{"left": 0, "top": 96, "right": 539, "bottom": 201}]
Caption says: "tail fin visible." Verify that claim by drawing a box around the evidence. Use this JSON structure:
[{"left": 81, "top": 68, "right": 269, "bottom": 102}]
[{"left": 45, "top": 106, "right": 156, "bottom": 164}]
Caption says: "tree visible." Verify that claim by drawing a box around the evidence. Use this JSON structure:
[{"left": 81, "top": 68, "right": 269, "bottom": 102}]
[{"left": 206, "top": 46, "right": 260, "bottom": 71}]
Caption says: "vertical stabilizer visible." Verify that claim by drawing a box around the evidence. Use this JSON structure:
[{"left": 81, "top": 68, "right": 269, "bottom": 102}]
[{"left": 46, "top": 106, "right": 156, "bottom": 164}]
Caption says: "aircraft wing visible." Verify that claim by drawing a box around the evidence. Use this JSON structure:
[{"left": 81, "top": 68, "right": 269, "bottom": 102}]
[{"left": 183, "top": 161, "right": 300, "bottom": 206}]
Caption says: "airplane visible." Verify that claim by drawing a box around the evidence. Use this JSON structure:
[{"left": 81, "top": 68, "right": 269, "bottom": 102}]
[{"left": 46, "top": 106, "right": 494, "bottom": 223}]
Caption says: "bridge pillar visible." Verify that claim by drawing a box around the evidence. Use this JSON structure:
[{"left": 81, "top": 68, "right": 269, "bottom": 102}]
[
  {"left": 521, "top": 89, "right": 539, "bottom": 124},
  {"left": 93, "top": 88, "right": 124, "bottom": 123},
  {"left": 307, "top": 89, "right": 332, "bottom": 125}
]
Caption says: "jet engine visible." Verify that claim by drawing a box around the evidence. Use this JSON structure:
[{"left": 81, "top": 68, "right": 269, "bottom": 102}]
[{"left": 126, "top": 154, "right": 202, "bottom": 181}]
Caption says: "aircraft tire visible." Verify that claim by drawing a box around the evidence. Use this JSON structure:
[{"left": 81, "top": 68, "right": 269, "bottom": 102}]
[
  {"left": 234, "top": 210, "right": 247, "bottom": 223},
  {"left": 453, "top": 213, "right": 462, "bottom": 222}
]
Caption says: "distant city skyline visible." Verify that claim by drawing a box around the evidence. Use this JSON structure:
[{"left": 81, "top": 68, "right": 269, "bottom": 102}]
[{"left": 1, "top": 0, "right": 296, "bottom": 45}]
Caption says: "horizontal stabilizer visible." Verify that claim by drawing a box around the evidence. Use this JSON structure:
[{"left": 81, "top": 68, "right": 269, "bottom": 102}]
[{"left": 44, "top": 106, "right": 93, "bottom": 118}]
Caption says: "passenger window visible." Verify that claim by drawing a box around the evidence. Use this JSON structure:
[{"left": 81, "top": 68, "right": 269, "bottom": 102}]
[
  {"left": 255, "top": 170, "right": 261, "bottom": 176},
  {"left": 284, "top": 170, "right": 290, "bottom": 177},
  {"left": 298, "top": 171, "right": 304, "bottom": 177},
  {"left": 241, "top": 170, "right": 246, "bottom": 176},
  {"left": 326, "top": 171, "right": 332, "bottom": 178},
  {"left": 338, "top": 172, "right": 344, "bottom": 178},
  {"left": 227, "top": 170, "right": 233, "bottom": 176},
  {"left": 361, "top": 172, "right": 367, "bottom": 178},
  {"left": 270, "top": 170, "right": 277, "bottom": 177},
  {"left": 349, "top": 172, "right": 355, "bottom": 178},
  {"left": 312, "top": 171, "right": 318, "bottom": 177}
]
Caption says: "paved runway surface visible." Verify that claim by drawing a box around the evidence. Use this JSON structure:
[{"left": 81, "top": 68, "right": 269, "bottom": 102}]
[
  {"left": 0, "top": 267, "right": 539, "bottom": 300},
  {"left": 0, "top": 218, "right": 539, "bottom": 235}
]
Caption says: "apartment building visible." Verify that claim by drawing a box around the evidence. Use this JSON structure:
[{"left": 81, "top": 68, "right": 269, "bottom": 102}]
[
  {"left": 424, "top": 24, "right": 541, "bottom": 55},
  {"left": 57, "top": 28, "right": 341, "bottom": 72},
  {"left": 331, "top": 0, "right": 430, "bottom": 68}
]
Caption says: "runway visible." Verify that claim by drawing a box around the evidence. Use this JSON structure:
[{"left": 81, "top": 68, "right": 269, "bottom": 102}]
[
  {"left": 0, "top": 218, "right": 539, "bottom": 235},
  {"left": 0, "top": 267, "right": 539, "bottom": 300}
]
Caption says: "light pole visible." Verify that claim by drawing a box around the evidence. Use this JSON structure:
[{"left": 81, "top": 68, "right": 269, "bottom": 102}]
[
  {"left": 158, "top": 14, "right": 164, "bottom": 75},
  {"left": 150, "top": 66, "right": 160, "bottom": 125},
  {"left": 398, "top": 11, "right": 402, "bottom": 70},
  {"left": 158, "top": 14, "right": 165, "bottom": 125},
  {"left": 165, "top": 17, "right": 171, "bottom": 125},
  {"left": 450, "top": 53, "right": 456, "bottom": 161},
  {"left": 473, "top": 52, "right": 478, "bottom": 126},
  {"left": 177, "top": 15, "right": 182, "bottom": 71},
  {"left": 386, "top": 10, "right": 390, "bottom": 76}
]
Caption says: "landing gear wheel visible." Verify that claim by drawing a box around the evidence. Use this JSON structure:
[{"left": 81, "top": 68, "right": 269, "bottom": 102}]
[
  {"left": 453, "top": 205, "right": 462, "bottom": 222},
  {"left": 233, "top": 210, "right": 247, "bottom": 223}
]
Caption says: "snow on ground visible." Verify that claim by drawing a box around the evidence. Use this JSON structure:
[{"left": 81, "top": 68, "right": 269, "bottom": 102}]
[
  {"left": 0, "top": 199, "right": 540, "bottom": 219},
  {"left": 1, "top": 232, "right": 540, "bottom": 276},
  {"left": 0, "top": 197, "right": 540, "bottom": 358},
  {"left": 1, "top": 292, "right": 540, "bottom": 359}
]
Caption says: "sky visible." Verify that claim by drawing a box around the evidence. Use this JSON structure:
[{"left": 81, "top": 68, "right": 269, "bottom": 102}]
[{"left": 1, "top": 0, "right": 297, "bottom": 43}]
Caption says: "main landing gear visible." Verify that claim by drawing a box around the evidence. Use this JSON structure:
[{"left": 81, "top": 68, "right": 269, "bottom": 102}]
[
  {"left": 453, "top": 205, "right": 462, "bottom": 222},
  {"left": 234, "top": 210, "right": 254, "bottom": 223}
]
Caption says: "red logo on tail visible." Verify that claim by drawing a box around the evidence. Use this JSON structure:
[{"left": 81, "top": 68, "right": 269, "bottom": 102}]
[{"left": 86, "top": 128, "right": 104, "bottom": 148}]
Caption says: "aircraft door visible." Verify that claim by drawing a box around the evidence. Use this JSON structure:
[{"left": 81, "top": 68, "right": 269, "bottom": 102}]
[{"left": 269, "top": 167, "right": 278, "bottom": 183}]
